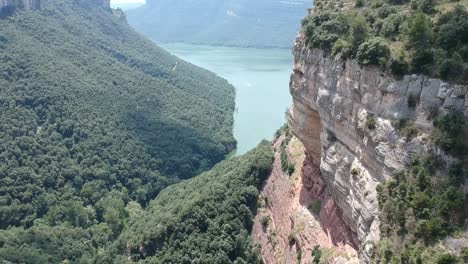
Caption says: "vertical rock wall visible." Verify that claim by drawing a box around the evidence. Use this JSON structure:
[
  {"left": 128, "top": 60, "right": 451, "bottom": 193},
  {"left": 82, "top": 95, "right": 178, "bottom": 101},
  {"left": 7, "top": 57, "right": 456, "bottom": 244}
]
[{"left": 288, "top": 33, "right": 467, "bottom": 261}]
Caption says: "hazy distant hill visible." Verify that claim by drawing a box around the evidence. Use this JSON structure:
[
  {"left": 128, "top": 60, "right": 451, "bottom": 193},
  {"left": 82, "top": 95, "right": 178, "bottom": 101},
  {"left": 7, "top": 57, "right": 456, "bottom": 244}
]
[{"left": 126, "top": 0, "right": 310, "bottom": 48}]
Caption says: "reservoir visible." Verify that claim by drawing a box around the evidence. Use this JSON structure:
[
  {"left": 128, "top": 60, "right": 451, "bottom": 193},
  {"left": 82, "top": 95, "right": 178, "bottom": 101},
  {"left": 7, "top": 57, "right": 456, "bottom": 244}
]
[{"left": 160, "top": 43, "right": 293, "bottom": 155}]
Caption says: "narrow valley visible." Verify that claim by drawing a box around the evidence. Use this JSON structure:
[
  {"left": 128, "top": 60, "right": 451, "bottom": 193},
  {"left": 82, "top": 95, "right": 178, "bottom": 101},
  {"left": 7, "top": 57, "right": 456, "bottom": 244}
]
[{"left": 0, "top": 0, "right": 466, "bottom": 264}]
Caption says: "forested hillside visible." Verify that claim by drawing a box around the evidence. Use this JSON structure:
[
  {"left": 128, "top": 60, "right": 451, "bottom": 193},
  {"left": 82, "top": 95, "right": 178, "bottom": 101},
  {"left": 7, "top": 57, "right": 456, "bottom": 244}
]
[
  {"left": 0, "top": 141, "right": 273, "bottom": 263},
  {"left": 107, "top": 141, "right": 274, "bottom": 263},
  {"left": 126, "top": 0, "right": 310, "bottom": 48},
  {"left": 0, "top": 0, "right": 238, "bottom": 262}
]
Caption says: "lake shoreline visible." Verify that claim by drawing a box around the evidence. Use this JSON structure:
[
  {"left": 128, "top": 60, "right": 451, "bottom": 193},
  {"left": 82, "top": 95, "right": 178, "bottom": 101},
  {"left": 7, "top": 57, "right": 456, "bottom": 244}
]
[
  {"left": 155, "top": 40, "right": 294, "bottom": 50},
  {"left": 160, "top": 43, "right": 293, "bottom": 156}
]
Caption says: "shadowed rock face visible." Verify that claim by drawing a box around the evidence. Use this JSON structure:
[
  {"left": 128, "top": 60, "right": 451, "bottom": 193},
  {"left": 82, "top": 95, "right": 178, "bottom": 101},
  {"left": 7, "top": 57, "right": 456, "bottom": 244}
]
[
  {"left": 0, "top": 0, "right": 41, "bottom": 18},
  {"left": 288, "top": 33, "right": 467, "bottom": 262}
]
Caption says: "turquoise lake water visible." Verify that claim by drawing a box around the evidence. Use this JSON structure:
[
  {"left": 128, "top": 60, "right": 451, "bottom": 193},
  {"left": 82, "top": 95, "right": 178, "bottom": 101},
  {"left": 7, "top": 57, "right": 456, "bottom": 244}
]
[{"left": 160, "top": 43, "right": 293, "bottom": 155}]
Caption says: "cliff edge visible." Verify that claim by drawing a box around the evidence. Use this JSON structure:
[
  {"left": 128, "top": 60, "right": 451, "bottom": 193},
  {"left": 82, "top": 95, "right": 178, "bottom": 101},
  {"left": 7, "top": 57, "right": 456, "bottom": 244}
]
[{"left": 289, "top": 32, "right": 466, "bottom": 262}]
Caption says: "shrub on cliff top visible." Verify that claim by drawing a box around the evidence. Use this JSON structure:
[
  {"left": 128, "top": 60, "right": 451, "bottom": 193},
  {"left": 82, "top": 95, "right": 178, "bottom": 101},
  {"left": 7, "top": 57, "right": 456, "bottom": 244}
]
[
  {"left": 351, "top": 15, "right": 369, "bottom": 52},
  {"left": 302, "top": 11, "right": 350, "bottom": 50},
  {"left": 332, "top": 38, "right": 352, "bottom": 59},
  {"left": 357, "top": 37, "right": 391, "bottom": 65}
]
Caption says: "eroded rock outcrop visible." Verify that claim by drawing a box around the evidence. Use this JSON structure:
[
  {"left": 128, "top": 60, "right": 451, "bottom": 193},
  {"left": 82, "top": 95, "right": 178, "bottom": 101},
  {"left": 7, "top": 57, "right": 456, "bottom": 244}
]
[
  {"left": 288, "top": 33, "right": 467, "bottom": 261},
  {"left": 252, "top": 135, "right": 359, "bottom": 264}
]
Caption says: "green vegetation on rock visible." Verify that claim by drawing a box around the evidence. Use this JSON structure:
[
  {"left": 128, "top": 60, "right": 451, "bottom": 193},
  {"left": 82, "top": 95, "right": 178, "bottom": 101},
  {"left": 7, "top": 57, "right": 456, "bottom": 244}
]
[
  {"left": 308, "top": 200, "right": 322, "bottom": 215},
  {"left": 278, "top": 124, "right": 296, "bottom": 175},
  {"left": 303, "top": 0, "right": 468, "bottom": 83},
  {"left": 375, "top": 113, "right": 467, "bottom": 263},
  {"left": 0, "top": 0, "right": 235, "bottom": 224}
]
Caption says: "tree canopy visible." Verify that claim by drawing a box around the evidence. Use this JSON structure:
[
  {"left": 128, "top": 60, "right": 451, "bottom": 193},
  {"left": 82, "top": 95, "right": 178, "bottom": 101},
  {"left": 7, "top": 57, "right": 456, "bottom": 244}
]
[
  {"left": 0, "top": 0, "right": 241, "bottom": 262},
  {"left": 303, "top": 0, "right": 468, "bottom": 83}
]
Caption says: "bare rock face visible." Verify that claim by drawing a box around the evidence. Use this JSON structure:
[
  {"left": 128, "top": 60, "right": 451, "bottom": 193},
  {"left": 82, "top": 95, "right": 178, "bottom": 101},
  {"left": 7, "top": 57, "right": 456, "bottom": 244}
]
[
  {"left": 0, "top": 0, "right": 41, "bottom": 18},
  {"left": 252, "top": 136, "right": 359, "bottom": 264},
  {"left": 112, "top": 7, "right": 127, "bottom": 22},
  {"left": 288, "top": 33, "right": 467, "bottom": 262}
]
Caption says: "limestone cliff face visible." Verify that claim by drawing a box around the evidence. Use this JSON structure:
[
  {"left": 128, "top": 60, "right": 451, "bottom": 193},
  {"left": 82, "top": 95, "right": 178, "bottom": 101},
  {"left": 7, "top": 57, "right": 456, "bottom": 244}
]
[
  {"left": 0, "top": 0, "right": 41, "bottom": 17},
  {"left": 288, "top": 33, "right": 467, "bottom": 261}
]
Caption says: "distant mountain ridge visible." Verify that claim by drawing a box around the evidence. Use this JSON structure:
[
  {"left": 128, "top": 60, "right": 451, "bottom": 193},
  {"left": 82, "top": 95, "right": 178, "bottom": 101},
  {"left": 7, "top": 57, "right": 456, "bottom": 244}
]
[
  {"left": 126, "top": 0, "right": 310, "bottom": 48},
  {"left": 110, "top": 2, "right": 144, "bottom": 11}
]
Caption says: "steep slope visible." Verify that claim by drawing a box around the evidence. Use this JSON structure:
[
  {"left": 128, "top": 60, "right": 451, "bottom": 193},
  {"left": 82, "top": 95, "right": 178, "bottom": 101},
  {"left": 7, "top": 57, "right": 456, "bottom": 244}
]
[
  {"left": 0, "top": 142, "right": 273, "bottom": 264},
  {"left": 107, "top": 141, "right": 274, "bottom": 263},
  {"left": 126, "top": 0, "right": 310, "bottom": 48},
  {"left": 0, "top": 0, "right": 236, "bottom": 262},
  {"left": 284, "top": 0, "right": 467, "bottom": 263},
  {"left": 252, "top": 128, "right": 359, "bottom": 264}
]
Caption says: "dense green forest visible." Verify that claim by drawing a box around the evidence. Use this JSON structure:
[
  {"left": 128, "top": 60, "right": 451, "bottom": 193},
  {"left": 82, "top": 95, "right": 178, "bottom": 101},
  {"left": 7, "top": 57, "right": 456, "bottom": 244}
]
[
  {"left": 0, "top": 141, "right": 274, "bottom": 263},
  {"left": 302, "top": 0, "right": 468, "bottom": 83},
  {"left": 111, "top": 141, "right": 273, "bottom": 263},
  {"left": 126, "top": 0, "right": 310, "bottom": 48},
  {"left": 0, "top": 0, "right": 241, "bottom": 262}
]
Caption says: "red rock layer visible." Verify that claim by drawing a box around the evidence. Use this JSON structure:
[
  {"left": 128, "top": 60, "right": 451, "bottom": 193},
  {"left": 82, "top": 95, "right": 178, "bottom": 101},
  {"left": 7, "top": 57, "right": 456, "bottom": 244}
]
[{"left": 252, "top": 136, "right": 358, "bottom": 264}]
